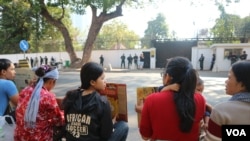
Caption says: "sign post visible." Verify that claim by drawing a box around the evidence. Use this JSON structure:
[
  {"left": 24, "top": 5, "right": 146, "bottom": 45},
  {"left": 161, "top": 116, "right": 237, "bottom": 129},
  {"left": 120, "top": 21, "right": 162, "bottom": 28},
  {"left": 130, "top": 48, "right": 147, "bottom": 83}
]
[{"left": 19, "top": 40, "right": 29, "bottom": 58}]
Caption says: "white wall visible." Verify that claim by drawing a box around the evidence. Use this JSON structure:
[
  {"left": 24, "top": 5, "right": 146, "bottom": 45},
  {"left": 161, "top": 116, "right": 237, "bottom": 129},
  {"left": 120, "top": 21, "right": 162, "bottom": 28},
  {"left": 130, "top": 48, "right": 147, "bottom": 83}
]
[
  {"left": 2, "top": 43, "right": 250, "bottom": 71},
  {"left": 87, "top": 49, "right": 156, "bottom": 69},
  {"left": 0, "top": 48, "right": 156, "bottom": 69},
  {"left": 211, "top": 43, "right": 250, "bottom": 72},
  {"left": 213, "top": 47, "right": 230, "bottom": 72},
  {"left": 192, "top": 47, "right": 213, "bottom": 70},
  {"left": 192, "top": 43, "right": 250, "bottom": 72}
]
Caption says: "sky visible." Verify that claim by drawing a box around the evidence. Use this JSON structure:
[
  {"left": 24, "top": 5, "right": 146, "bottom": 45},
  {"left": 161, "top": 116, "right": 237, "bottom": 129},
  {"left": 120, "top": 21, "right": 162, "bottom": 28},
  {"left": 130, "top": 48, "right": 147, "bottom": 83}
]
[{"left": 71, "top": 0, "right": 250, "bottom": 38}]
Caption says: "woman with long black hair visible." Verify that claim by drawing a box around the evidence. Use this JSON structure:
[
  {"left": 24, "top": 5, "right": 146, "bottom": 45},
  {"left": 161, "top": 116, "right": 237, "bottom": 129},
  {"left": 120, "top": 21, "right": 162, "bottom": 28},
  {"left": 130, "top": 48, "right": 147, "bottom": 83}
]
[{"left": 139, "top": 56, "right": 206, "bottom": 141}]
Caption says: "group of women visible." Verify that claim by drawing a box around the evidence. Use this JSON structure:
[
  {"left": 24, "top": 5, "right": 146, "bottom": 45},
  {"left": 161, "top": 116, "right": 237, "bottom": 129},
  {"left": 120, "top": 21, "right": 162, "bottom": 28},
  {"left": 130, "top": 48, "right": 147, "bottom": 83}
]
[
  {"left": 1, "top": 56, "right": 250, "bottom": 141},
  {"left": 0, "top": 58, "right": 128, "bottom": 141},
  {"left": 138, "top": 57, "right": 250, "bottom": 141}
]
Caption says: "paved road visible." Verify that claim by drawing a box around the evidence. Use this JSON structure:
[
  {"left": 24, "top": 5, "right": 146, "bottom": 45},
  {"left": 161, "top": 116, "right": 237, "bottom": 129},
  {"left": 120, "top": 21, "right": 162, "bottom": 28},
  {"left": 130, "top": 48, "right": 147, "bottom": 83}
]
[{"left": 53, "top": 69, "right": 230, "bottom": 141}]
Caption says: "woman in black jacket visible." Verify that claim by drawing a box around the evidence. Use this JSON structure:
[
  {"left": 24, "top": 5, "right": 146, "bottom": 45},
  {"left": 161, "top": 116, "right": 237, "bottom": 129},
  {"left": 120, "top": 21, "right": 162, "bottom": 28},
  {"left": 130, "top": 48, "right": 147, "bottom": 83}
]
[{"left": 63, "top": 62, "right": 128, "bottom": 141}]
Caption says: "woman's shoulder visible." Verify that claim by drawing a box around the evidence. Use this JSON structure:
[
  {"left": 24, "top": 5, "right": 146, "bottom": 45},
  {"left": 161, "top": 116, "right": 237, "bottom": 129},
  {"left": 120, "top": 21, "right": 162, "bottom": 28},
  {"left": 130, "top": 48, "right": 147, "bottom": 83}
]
[
  {"left": 39, "top": 89, "right": 57, "bottom": 102},
  {"left": 213, "top": 100, "right": 250, "bottom": 110},
  {"left": 0, "top": 79, "right": 15, "bottom": 85},
  {"left": 64, "top": 89, "right": 81, "bottom": 99},
  {"left": 146, "top": 92, "right": 160, "bottom": 98},
  {"left": 20, "top": 86, "right": 33, "bottom": 93},
  {"left": 0, "top": 80, "right": 17, "bottom": 93},
  {"left": 41, "top": 87, "right": 55, "bottom": 95},
  {"left": 94, "top": 92, "right": 109, "bottom": 103},
  {"left": 146, "top": 91, "right": 173, "bottom": 100},
  {"left": 211, "top": 101, "right": 250, "bottom": 121},
  {"left": 194, "top": 93, "right": 206, "bottom": 105},
  {"left": 209, "top": 101, "right": 250, "bottom": 126},
  {"left": 194, "top": 93, "right": 206, "bottom": 100}
]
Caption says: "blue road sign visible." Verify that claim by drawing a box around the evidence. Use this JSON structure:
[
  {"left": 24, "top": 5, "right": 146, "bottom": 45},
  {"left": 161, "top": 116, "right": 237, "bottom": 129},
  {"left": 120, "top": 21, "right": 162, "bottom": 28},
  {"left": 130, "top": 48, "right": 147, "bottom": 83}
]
[{"left": 19, "top": 40, "right": 29, "bottom": 52}]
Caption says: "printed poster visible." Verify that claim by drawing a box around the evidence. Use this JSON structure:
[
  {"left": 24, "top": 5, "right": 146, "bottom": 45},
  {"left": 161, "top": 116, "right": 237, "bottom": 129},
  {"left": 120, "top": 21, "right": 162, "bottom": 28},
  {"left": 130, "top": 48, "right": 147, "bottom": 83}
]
[
  {"left": 136, "top": 86, "right": 158, "bottom": 127},
  {"left": 99, "top": 83, "right": 128, "bottom": 122}
]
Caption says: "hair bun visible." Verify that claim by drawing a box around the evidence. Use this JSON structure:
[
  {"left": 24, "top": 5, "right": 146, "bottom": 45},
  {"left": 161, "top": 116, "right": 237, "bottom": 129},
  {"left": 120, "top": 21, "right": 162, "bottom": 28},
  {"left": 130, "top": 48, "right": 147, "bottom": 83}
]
[
  {"left": 35, "top": 65, "right": 53, "bottom": 77},
  {"left": 41, "top": 65, "right": 50, "bottom": 72}
]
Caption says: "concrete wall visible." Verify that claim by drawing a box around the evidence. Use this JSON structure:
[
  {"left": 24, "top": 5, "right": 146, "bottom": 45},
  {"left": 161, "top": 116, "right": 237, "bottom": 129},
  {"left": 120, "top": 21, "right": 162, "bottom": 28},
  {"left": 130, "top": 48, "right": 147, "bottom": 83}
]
[
  {"left": 0, "top": 48, "right": 156, "bottom": 69},
  {"left": 192, "top": 43, "right": 250, "bottom": 72},
  {"left": 2, "top": 43, "right": 250, "bottom": 71},
  {"left": 211, "top": 43, "right": 250, "bottom": 72},
  {"left": 192, "top": 47, "right": 213, "bottom": 71}
]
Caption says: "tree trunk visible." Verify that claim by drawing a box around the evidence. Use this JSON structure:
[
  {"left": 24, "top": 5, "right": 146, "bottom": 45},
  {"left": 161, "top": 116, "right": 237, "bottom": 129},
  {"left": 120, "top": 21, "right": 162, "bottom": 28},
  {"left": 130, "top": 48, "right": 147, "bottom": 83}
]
[
  {"left": 39, "top": 0, "right": 80, "bottom": 67},
  {"left": 81, "top": 17, "right": 103, "bottom": 65},
  {"left": 38, "top": 0, "right": 125, "bottom": 68},
  {"left": 80, "top": 4, "right": 124, "bottom": 67}
]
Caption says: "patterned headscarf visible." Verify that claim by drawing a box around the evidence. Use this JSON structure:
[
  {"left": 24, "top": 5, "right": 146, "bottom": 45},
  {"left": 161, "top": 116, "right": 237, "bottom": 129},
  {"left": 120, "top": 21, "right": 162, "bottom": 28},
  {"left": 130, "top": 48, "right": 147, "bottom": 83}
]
[{"left": 24, "top": 67, "right": 59, "bottom": 128}]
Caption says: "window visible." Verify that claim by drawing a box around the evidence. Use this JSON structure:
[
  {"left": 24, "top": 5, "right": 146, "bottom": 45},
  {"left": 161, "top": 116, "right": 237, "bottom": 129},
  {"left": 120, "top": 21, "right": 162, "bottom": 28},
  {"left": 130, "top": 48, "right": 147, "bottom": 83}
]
[{"left": 224, "top": 48, "right": 242, "bottom": 59}]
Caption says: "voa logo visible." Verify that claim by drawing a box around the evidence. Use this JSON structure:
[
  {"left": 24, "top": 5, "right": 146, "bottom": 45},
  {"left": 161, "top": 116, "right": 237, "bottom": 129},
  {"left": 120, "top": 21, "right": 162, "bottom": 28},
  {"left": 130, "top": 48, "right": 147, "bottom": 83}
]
[{"left": 226, "top": 129, "right": 246, "bottom": 136}]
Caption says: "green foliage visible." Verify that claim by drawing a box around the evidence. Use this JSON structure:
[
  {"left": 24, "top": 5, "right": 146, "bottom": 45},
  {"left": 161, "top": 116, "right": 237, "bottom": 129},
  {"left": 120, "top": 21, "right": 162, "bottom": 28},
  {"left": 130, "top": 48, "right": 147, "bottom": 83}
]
[
  {"left": 211, "top": 3, "right": 250, "bottom": 43},
  {"left": 0, "top": 0, "right": 77, "bottom": 54},
  {"left": 236, "top": 16, "right": 250, "bottom": 39},
  {"left": 145, "top": 13, "right": 168, "bottom": 39},
  {"left": 70, "top": 0, "right": 122, "bottom": 13},
  {"left": 141, "top": 13, "right": 169, "bottom": 48},
  {"left": 94, "top": 20, "right": 140, "bottom": 49},
  {"left": 0, "top": 1, "right": 31, "bottom": 53},
  {"left": 211, "top": 14, "right": 240, "bottom": 38}
]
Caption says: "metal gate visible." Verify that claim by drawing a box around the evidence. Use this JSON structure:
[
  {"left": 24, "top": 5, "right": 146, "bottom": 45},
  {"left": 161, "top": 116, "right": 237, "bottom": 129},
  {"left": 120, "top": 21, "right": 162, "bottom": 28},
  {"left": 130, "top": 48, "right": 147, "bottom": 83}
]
[{"left": 152, "top": 40, "right": 197, "bottom": 68}]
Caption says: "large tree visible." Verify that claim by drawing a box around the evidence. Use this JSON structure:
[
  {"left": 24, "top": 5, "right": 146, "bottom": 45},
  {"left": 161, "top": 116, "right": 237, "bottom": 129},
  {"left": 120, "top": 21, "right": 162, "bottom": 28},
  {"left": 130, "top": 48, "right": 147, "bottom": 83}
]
[
  {"left": 141, "top": 13, "right": 169, "bottom": 48},
  {"left": 0, "top": 1, "right": 31, "bottom": 53},
  {"left": 211, "top": 3, "right": 250, "bottom": 43},
  {"left": 29, "top": 0, "right": 81, "bottom": 65},
  {"left": 211, "top": 4, "right": 240, "bottom": 39},
  {"left": 1, "top": 0, "right": 154, "bottom": 67},
  {"left": 1, "top": 0, "right": 242, "bottom": 66},
  {"left": 236, "top": 16, "right": 250, "bottom": 42},
  {"left": 0, "top": 0, "right": 73, "bottom": 53},
  {"left": 24, "top": 0, "right": 149, "bottom": 68},
  {"left": 94, "top": 20, "right": 140, "bottom": 49}
]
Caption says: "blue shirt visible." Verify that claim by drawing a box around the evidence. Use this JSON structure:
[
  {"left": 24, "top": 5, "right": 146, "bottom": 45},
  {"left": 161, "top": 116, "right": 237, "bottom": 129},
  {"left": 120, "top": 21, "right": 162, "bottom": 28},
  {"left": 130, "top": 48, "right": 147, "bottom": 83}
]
[{"left": 0, "top": 79, "right": 18, "bottom": 115}]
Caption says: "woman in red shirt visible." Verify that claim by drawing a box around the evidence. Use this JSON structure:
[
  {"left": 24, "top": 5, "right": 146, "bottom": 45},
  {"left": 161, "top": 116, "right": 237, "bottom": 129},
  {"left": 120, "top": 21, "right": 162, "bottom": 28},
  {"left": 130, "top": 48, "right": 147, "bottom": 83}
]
[
  {"left": 139, "top": 56, "right": 206, "bottom": 141},
  {"left": 14, "top": 65, "right": 64, "bottom": 141}
]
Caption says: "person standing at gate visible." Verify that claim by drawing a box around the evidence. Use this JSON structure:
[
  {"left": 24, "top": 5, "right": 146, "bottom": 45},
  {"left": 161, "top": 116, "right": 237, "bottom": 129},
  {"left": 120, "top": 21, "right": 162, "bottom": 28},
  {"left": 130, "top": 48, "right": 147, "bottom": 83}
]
[
  {"left": 239, "top": 51, "right": 248, "bottom": 60},
  {"left": 121, "top": 54, "right": 126, "bottom": 69},
  {"left": 99, "top": 55, "right": 104, "bottom": 67},
  {"left": 44, "top": 56, "right": 48, "bottom": 65},
  {"left": 127, "top": 54, "right": 133, "bottom": 69},
  {"left": 228, "top": 52, "right": 238, "bottom": 66},
  {"left": 30, "top": 57, "right": 34, "bottom": 68},
  {"left": 139, "top": 53, "right": 144, "bottom": 69},
  {"left": 198, "top": 54, "right": 205, "bottom": 70},
  {"left": 34, "top": 57, "right": 38, "bottom": 67},
  {"left": 210, "top": 54, "right": 216, "bottom": 71},
  {"left": 40, "top": 56, "right": 44, "bottom": 65},
  {"left": 133, "top": 54, "right": 138, "bottom": 69}
]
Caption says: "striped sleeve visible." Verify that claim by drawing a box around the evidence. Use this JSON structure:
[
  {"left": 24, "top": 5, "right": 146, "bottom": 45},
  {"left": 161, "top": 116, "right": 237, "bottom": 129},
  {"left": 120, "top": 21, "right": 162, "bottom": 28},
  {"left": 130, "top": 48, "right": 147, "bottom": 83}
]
[{"left": 205, "top": 105, "right": 223, "bottom": 141}]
